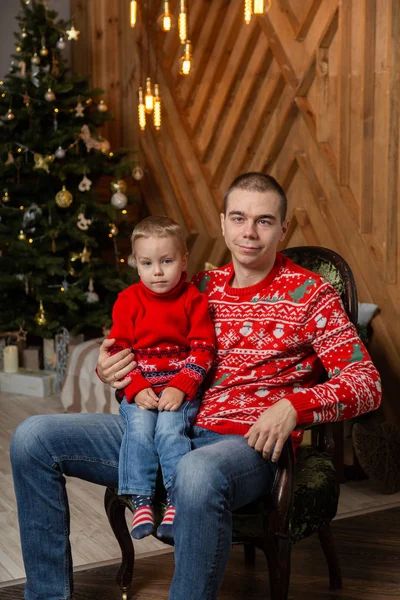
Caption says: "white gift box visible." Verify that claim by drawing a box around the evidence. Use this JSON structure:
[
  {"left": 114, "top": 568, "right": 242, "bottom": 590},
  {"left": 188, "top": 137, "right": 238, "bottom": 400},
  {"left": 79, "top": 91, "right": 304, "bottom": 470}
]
[{"left": 0, "top": 369, "right": 56, "bottom": 397}]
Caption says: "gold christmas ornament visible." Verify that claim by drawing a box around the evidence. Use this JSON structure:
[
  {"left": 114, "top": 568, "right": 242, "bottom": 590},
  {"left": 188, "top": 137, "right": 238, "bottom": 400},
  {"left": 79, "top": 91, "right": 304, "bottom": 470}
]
[
  {"left": 109, "top": 222, "right": 119, "bottom": 237},
  {"left": 40, "top": 45, "right": 49, "bottom": 56},
  {"left": 35, "top": 300, "right": 48, "bottom": 326},
  {"left": 80, "top": 246, "right": 91, "bottom": 263},
  {"left": 2, "top": 190, "right": 10, "bottom": 202},
  {"left": 18, "top": 230, "right": 27, "bottom": 240},
  {"left": 6, "top": 109, "right": 15, "bottom": 121},
  {"left": 110, "top": 179, "right": 127, "bottom": 194},
  {"left": 33, "top": 153, "right": 55, "bottom": 173},
  {"left": 55, "top": 185, "right": 73, "bottom": 208},
  {"left": 16, "top": 45, "right": 22, "bottom": 53},
  {"left": 97, "top": 99, "right": 108, "bottom": 112},
  {"left": 70, "top": 252, "right": 81, "bottom": 262},
  {"left": 44, "top": 88, "right": 56, "bottom": 102},
  {"left": 31, "top": 52, "right": 40, "bottom": 65},
  {"left": 66, "top": 25, "right": 80, "bottom": 41}
]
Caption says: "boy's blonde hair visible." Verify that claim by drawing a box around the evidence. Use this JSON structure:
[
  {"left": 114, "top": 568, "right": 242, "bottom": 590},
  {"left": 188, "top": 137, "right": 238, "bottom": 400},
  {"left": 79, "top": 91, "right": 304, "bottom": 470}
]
[{"left": 131, "top": 216, "right": 187, "bottom": 255}]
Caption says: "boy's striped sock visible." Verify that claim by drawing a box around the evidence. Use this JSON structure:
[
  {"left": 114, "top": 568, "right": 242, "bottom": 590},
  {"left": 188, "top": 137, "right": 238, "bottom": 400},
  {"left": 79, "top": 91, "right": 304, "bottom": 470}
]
[
  {"left": 130, "top": 495, "right": 154, "bottom": 540},
  {"left": 156, "top": 492, "right": 175, "bottom": 540}
]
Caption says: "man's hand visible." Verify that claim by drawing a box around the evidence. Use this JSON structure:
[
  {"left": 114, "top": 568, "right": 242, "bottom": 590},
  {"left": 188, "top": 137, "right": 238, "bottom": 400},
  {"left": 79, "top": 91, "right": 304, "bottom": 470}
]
[
  {"left": 244, "top": 399, "right": 297, "bottom": 463},
  {"left": 97, "top": 338, "right": 135, "bottom": 389},
  {"left": 134, "top": 388, "right": 159, "bottom": 410},
  {"left": 158, "top": 387, "right": 186, "bottom": 411}
]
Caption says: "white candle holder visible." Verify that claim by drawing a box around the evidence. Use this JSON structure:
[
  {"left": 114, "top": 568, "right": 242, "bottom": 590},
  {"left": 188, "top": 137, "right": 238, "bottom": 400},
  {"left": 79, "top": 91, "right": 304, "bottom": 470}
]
[{"left": 3, "top": 345, "right": 19, "bottom": 373}]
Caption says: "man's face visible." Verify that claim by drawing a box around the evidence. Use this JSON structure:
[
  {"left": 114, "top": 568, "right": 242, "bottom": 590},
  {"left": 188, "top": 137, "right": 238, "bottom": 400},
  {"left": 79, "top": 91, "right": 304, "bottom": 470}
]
[{"left": 220, "top": 189, "right": 288, "bottom": 271}]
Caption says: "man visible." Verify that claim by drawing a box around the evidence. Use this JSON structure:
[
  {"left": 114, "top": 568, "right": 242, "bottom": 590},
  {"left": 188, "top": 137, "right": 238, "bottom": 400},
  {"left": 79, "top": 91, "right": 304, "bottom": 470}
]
[{"left": 11, "top": 173, "right": 381, "bottom": 600}]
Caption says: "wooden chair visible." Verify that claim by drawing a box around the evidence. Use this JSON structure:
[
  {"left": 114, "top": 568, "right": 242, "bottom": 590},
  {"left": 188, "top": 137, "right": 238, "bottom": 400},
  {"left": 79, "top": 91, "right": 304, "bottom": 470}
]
[{"left": 104, "top": 246, "right": 358, "bottom": 600}]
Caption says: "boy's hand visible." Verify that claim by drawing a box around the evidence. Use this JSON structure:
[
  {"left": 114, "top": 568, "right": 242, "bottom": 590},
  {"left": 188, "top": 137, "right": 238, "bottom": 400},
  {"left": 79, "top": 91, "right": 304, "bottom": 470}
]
[
  {"left": 134, "top": 388, "right": 159, "bottom": 410},
  {"left": 158, "top": 387, "right": 186, "bottom": 411}
]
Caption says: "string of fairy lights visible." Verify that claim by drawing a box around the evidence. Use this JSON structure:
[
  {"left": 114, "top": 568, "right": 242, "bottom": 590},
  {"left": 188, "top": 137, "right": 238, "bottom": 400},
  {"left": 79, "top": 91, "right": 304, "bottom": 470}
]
[{"left": 130, "top": 1, "right": 271, "bottom": 132}]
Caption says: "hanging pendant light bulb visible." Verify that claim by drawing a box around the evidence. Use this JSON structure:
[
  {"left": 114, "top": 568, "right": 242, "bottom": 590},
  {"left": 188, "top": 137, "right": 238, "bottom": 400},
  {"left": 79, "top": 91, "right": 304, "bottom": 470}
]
[
  {"left": 130, "top": 1, "right": 137, "bottom": 27},
  {"left": 178, "top": 0, "right": 187, "bottom": 43},
  {"left": 153, "top": 84, "right": 161, "bottom": 130},
  {"left": 244, "top": 0, "right": 252, "bottom": 24},
  {"left": 179, "top": 41, "right": 193, "bottom": 75},
  {"left": 144, "top": 77, "right": 154, "bottom": 114},
  {"left": 158, "top": 0, "right": 174, "bottom": 32},
  {"left": 138, "top": 87, "right": 146, "bottom": 130},
  {"left": 253, "top": 0, "right": 272, "bottom": 14}
]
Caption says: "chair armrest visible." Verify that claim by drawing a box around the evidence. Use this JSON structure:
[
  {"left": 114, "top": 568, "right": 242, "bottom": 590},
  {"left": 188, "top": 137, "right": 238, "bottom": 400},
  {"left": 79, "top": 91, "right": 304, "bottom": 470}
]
[{"left": 267, "top": 439, "right": 295, "bottom": 533}]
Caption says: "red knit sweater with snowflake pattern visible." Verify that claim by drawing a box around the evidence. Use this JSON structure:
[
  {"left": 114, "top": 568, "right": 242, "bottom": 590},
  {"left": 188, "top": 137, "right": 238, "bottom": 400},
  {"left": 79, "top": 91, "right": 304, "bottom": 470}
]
[
  {"left": 191, "top": 253, "right": 381, "bottom": 448},
  {"left": 108, "top": 274, "right": 215, "bottom": 403}
]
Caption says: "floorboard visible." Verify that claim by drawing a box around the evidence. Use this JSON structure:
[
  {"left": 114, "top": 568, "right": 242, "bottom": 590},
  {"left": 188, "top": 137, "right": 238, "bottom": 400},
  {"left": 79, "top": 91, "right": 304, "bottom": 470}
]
[{"left": 1, "top": 507, "right": 399, "bottom": 599}]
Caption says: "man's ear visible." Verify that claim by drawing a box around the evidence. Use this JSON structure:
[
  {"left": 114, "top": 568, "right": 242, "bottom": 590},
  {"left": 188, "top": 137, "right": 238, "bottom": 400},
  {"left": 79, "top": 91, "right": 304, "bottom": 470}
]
[
  {"left": 220, "top": 213, "right": 225, "bottom": 237},
  {"left": 280, "top": 219, "right": 289, "bottom": 241}
]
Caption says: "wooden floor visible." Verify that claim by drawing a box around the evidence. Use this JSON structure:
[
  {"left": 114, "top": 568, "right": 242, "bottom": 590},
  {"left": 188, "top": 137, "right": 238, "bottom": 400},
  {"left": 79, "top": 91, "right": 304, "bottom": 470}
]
[
  {"left": 1, "top": 507, "right": 400, "bottom": 599},
  {"left": 1, "top": 391, "right": 400, "bottom": 585}
]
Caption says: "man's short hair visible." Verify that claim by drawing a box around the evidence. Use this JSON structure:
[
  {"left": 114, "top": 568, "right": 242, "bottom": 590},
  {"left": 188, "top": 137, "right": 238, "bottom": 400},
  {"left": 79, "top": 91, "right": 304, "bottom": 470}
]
[
  {"left": 224, "top": 172, "right": 287, "bottom": 222},
  {"left": 131, "top": 216, "right": 187, "bottom": 255}
]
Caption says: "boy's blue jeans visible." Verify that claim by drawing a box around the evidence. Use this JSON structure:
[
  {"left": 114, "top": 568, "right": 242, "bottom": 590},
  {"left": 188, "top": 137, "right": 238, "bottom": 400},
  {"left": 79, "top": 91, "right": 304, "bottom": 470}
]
[
  {"left": 118, "top": 395, "right": 201, "bottom": 495},
  {"left": 10, "top": 413, "right": 277, "bottom": 600}
]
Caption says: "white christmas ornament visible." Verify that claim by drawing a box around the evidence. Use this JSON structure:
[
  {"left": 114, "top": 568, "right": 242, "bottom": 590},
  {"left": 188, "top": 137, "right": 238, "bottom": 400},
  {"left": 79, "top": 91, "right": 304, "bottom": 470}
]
[
  {"left": 127, "top": 253, "right": 136, "bottom": 268},
  {"left": 111, "top": 191, "right": 128, "bottom": 209},
  {"left": 75, "top": 101, "right": 84, "bottom": 117},
  {"left": 77, "top": 212, "right": 92, "bottom": 230},
  {"left": 132, "top": 165, "right": 144, "bottom": 180},
  {"left": 55, "top": 146, "right": 66, "bottom": 159},
  {"left": 56, "top": 37, "right": 66, "bottom": 50},
  {"left": 85, "top": 279, "right": 99, "bottom": 303},
  {"left": 78, "top": 175, "right": 92, "bottom": 192},
  {"left": 44, "top": 88, "right": 56, "bottom": 102}
]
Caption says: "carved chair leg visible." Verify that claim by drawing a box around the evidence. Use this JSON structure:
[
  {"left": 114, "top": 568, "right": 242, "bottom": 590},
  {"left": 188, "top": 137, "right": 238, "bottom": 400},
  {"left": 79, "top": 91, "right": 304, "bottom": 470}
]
[
  {"left": 263, "top": 533, "right": 291, "bottom": 600},
  {"left": 243, "top": 543, "right": 256, "bottom": 565},
  {"left": 318, "top": 523, "right": 342, "bottom": 590},
  {"left": 104, "top": 488, "right": 135, "bottom": 598}
]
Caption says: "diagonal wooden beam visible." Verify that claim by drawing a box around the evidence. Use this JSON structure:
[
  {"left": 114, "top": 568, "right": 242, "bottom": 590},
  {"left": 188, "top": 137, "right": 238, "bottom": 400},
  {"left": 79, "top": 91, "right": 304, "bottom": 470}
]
[
  {"left": 188, "top": 1, "right": 242, "bottom": 132},
  {"left": 257, "top": 15, "right": 298, "bottom": 90},
  {"left": 179, "top": 0, "right": 229, "bottom": 108},
  {"left": 338, "top": 0, "right": 352, "bottom": 186},
  {"left": 197, "top": 18, "right": 259, "bottom": 158}
]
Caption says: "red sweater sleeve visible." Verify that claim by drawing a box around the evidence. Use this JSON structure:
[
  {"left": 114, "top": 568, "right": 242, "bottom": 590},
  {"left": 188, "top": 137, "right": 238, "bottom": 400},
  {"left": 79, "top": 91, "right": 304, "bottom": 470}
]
[
  {"left": 286, "top": 284, "right": 382, "bottom": 426},
  {"left": 108, "top": 290, "right": 151, "bottom": 402},
  {"left": 167, "top": 286, "right": 215, "bottom": 400}
]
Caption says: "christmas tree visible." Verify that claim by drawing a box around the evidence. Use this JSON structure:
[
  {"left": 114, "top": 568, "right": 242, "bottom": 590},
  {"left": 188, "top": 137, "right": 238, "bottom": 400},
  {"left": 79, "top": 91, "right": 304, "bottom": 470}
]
[{"left": 0, "top": 0, "right": 138, "bottom": 340}]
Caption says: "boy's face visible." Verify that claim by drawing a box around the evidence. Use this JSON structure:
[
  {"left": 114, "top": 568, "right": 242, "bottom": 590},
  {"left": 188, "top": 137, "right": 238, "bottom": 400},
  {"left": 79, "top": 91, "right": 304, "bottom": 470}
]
[{"left": 133, "top": 235, "right": 188, "bottom": 294}]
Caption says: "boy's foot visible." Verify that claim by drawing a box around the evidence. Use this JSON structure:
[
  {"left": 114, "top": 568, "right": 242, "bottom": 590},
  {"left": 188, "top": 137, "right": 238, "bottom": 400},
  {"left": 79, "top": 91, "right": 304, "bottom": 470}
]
[
  {"left": 156, "top": 494, "right": 175, "bottom": 540},
  {"left": 131, "top": 495, "right": 154, "bottom": 540}
]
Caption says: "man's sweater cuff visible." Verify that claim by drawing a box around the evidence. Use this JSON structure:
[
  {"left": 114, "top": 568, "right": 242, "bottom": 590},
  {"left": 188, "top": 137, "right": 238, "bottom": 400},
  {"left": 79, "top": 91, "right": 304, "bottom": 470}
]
[{"left": 286, "top": 392, "right": 317, "bottom": 427}]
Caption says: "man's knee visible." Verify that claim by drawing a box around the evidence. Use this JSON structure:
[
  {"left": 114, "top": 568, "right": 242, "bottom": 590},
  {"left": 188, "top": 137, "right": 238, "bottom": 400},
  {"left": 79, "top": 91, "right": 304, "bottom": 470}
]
[
  {"left": 10, "top": 415, "right": 53, "bottom": 467},
  {"left": 174, "top": 449, "right": 229, "bottom": 507}
]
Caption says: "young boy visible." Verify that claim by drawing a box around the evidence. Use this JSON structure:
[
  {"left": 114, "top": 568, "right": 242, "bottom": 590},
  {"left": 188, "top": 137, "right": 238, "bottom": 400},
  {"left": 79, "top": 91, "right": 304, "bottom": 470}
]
[{"left": 108, "top": 216, "right": 215, "bottom": 540}]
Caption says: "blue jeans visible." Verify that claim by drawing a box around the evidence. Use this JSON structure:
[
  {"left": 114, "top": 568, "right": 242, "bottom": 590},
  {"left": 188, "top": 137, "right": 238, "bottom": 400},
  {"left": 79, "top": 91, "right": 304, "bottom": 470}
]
[
  {"left": 10, "top": 414, "right": 277, "bottom": 600},
  {"left": 118, "top": 395, "right": 201, "bottom": 495}
]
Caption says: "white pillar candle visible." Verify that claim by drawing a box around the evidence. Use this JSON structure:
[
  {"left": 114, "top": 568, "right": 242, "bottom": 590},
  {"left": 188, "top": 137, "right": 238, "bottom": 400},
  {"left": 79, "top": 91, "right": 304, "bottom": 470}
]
[{"left": 3, "top": 345, "right": 19, "bottom": 373}]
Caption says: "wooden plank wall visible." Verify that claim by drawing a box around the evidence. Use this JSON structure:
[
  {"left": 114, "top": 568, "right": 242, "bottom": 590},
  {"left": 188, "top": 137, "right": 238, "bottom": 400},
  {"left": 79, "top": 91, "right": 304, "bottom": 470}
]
[{"left": 70, "top": 0, "right": 400, "bottom": 422}]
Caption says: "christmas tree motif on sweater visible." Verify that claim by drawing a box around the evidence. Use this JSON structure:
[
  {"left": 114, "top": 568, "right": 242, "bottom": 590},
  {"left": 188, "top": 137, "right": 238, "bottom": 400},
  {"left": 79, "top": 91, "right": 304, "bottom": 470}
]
[
  {"left": 197, "top": 273, "right": 211, "bottom": 293},
  {"left": 210, "top": 373, "right": 230, "bottom": 387},
  {"left": 251, "top": 293, "right": 285, "bottom": 303},
  {"left": 289, "top": 278, "right": 316, "bottom": 302},
  {"left": 328, "top": 367, "right": 341, "bottom": 379},
  {"left": 344, "top": 343, "right": 364, "bottom": 363}
]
